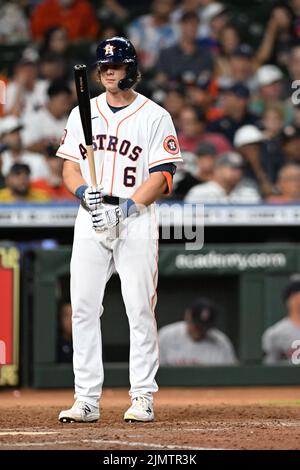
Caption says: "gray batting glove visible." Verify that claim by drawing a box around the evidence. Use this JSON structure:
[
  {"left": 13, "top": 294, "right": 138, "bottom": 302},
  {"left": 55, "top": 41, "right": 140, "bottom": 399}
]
[
  {"left": 75, "top": 184, "right": 103, "bottom": 211},
  {"left": 91, "top": 206, "right": 123, "bottom": 232}
]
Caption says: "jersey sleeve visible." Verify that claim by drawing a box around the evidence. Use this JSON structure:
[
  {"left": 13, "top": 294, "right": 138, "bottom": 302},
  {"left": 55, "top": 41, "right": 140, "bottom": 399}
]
[
  {"left": 56, "top": 108, "right": 82, "bottom": 163},
  {"left": 148, "top": 113, "right": 183, "bottom": 170}
]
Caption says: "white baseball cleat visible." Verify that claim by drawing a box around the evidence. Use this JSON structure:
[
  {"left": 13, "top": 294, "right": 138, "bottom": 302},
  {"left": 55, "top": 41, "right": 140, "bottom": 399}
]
[
  {"left": 59, "top": 400, "right": 99, "bottom": 423},
  {"left": 124, "top": 396, "right": 154, "bottom": 422}
]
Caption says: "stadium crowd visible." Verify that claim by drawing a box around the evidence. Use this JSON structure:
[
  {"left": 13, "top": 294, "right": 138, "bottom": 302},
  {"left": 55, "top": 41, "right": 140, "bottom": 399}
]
[{"left": 1, "top": 0, "right": 300, "bottom": 204}]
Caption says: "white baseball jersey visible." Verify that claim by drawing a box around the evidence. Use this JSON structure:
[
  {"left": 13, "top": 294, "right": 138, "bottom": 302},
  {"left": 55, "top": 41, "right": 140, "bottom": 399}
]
[{"left": 56, "top": 92, "right": 182, "bottom": 195}]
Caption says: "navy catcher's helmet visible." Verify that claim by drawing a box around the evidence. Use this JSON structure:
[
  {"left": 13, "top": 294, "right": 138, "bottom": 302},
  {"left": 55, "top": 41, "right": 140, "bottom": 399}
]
[{"left": 96, "top": 37, "right": 138, "bottom": 90}]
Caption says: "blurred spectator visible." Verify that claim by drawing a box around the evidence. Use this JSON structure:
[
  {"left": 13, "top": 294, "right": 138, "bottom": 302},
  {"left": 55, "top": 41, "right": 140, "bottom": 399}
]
[
  {"left": 178, "top": 105, "right": 232, "bottom": 154},
  {"left": 215, "top": 24, "right": 241, "bottom": 79},
  {"left": 39, "top": 26, "right": 70, "bottom": 57},
  {"left": 0, "top": 116, "right": 48, "bottom": 181},
  {"left": 0, "top": 1, "right": 30, "bottom": 44},
  {"left": 280, "top": 125, "right": 300, "bottom": 164},
  {"left": 31, "top": 0, "right": 99, "bottom": 42},
  {"left": 262, "top": 102, "right": 285, "bottom": 140},
  {"left": 292, "top": 103, "right": 300, "bottom": 129},
  {"left": 208, "top": 82, "right": 259, "bottom": 144},
  {"left": 155, "top": 11, "right": 213, "bottom": 85},
  {"left": 234, "top": 125, "right": 274, "bottom": 196},
  {"left": 185, "top": 151, "right": 261, "bottom": 204},
  {"left": 23, "top": 81, "right": 72, "bottom": 155},
  {"left": 267, "top": 163, "right": 300, "bottom": 203},
  {"left": 172, "top": 141, "right": 216, "bottom": 199},
  {"left": 250, "top": 65, "right": 291, "bottom": 121},
  {"left": 184, "top": 73, "right": 222, "bottom": 121},
  {"left": 31, "top": 152, "right": 76, "bottom": 201},
  {"left": 171, "top": 0, "right": 202, "bottom": 29},
  {"left": 0, "top": 163, "right": 50, "bottom": 202},
  {"left": 199, "top": 2, "right": 229, "bottom": 49},
  {"left": 162, "top": 85, "right": 187, "bottom": 130},
  {"left": 224, "top": 43, "right": 255, "bottom": 87},
  {"left": 0, "top": 157, "right": 5, "bottom": 190},
  {"left": 4, "top": 48, "right": 48, "bottom": 121},
  {"left": 158, "top": 297, "right": 237, "bottom": 366},
  {"left": 262, "top": 275, "right": 300, "bottom": 364},
  {"left": 57, "top": 301, "right": 73, "bottom": 363},
  {"left": 40, "top": 53, "right": 69, "bottom": 82},
  {"left": 128, "top": 0, "right": 177, "bottom": 71},
  {"left": 256, "top": 3, "right": 295, "bottom": 69},
  {"left": 284, "top": 43, "right": 300, "bottom": 98},
  {"left": 96, "top": 0, "right": 129, "bottom": 25},
  {"left": 290, "top": 0, "right": 300, "bottom": 39}
]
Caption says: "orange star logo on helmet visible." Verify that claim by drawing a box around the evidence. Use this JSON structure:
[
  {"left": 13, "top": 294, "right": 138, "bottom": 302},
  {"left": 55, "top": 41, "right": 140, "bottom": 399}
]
[{"left": 104, "top": 44, "right": 115, "bottom": 56}]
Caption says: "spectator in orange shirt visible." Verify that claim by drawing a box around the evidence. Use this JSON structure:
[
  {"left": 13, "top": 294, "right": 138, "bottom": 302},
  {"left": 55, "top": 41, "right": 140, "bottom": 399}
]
[
  {"left": 31, "top": 0, "right": 99, "bottom": 42},
  {"left": 0, "top": 163, "right": 50, "bottom": 203},
  {"left": 31, "top": 149, "right": 76, "bottom": 201}
]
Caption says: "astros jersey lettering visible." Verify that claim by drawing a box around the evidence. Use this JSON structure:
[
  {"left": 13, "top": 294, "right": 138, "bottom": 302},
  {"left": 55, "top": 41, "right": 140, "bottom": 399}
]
[{"left": 57, "top": 92, "right": 182, "bottom": 196}]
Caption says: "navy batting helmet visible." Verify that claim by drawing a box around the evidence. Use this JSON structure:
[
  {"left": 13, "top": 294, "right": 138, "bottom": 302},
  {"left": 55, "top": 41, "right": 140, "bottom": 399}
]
[{"left": 96, "top": 37, "right": 138, "bottom": 90}]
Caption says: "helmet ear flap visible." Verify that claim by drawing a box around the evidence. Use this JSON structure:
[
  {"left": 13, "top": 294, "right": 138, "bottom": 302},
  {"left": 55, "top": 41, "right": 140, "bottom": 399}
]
[{"left": 118, "top": 63, "right": 138, "bottom": 90}]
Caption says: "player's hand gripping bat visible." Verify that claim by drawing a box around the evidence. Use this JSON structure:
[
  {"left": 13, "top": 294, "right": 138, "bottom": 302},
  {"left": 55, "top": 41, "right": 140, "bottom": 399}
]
[{"left": 74, "top": 64, "right": 97, "bottom": 187}]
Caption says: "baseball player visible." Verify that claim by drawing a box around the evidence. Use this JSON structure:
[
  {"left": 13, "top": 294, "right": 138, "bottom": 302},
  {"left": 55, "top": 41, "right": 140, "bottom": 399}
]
[{"left": 57, "top": 37, "right": 182, "bottom": 423}]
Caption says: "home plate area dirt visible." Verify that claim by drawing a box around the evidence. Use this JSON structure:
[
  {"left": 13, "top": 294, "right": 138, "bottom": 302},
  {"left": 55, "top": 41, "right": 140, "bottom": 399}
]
[{"left": 1, "top": 387, "right": 300, "bottom": 450}]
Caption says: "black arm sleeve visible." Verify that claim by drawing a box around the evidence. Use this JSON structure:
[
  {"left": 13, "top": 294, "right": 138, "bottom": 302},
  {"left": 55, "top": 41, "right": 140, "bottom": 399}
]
[{"left": 149, "top": 163, "right": 177, "bottom": 176}]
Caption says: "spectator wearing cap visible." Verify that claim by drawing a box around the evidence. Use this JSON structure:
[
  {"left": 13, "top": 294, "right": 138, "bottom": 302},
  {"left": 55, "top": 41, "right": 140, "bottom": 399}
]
[
  {"left": 155, "top": 11, "right": 213, "bottom": 85},
  {"left": 172, "top": 142, "right": 217, "bottom": 199},
  {"left": 0, "top": 116, "right": 49, "bottom": 181},
  {"left": 0, "top": 163, "right": 50, "bottom": 203},
  {"left": 4, "top": 47, "right": 49, "bottom": 121},
  {"left": 250, "top": 65, "right": 292, "bottom": 122},
  {"left": 128, "top": 0, "right": 178, "bottom": 72},
  {"left": 262, "top": 275, "right": 300, "bottom": 364},
  {"left": 208, "top": 82, "right": 259, "bottom": 144},
  {"left": 184, "top": 151, "right": 261, "bottom": 204},
  {"left": 30, "top": 0, "right": 99, "bottom": 42},
  {"left": 234, "top": 124, "right": 277, "bottom": 196},
  {"left": 178, "top": 105, "right": 232, "bottom": 154},
  {"left": 255, "top": 3, "right": 295, "bottom": 69},
  {"left": 158, "top": 297, "right": 237, "bottom": 366},
  {"left": 266, "top": 163, "right": 300, "bottom": 203},
  {"left": 198, "top": 2, "right": 229, "bottom": 50},
  {"left": 23, "top": 81, "right": 72, "bottom": 156}
]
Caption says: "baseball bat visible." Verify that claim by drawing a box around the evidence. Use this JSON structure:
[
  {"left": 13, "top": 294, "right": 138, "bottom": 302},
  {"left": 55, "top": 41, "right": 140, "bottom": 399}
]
[{"left": 74, "top": 64, "right": 97, "bottom": 187}]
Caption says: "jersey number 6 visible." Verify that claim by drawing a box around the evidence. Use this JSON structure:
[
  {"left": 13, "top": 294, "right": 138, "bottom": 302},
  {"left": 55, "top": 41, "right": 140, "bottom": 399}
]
[{"left": 124, "top": 167, "right": 136, "bottom": 187}]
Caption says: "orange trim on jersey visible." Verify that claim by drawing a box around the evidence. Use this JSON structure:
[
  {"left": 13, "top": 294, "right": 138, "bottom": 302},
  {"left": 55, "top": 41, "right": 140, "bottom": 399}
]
[
  {"left": 149, "top": 156, "right": 182, "bottom": 167},
  {"left": 110, "top": 99, "right": 149, "bottom": 196},
  {"left": 56, "top": 150, "right": 80, "bottom": 161},
  {"left": 96, "top": 97, "right": 109, "bottom": 185},
  {"left": 162, "top": 171, "right": 173, "bottom": 195}
]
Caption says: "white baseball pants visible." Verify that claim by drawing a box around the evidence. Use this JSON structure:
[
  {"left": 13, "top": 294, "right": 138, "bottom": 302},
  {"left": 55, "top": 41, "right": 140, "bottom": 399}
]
[{"left": 70, "top": 205, "right": 159, "bottom": 407}]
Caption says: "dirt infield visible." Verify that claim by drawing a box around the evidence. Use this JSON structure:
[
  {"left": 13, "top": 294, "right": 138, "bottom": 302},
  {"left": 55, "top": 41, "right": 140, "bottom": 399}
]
[{"left": 1, "top": 387, "right": 300, "bottom": 450}]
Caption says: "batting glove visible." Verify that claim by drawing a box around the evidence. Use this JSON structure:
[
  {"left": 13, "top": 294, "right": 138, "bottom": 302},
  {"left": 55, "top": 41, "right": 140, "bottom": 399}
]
[
  {"left": 91, "top": 206, "right": 123, "bottom": 232},
  {"left": 75, "top": 184, "right": 103, "bottom": 211},
  {"left": 91, "top": 199, "right": 137, "bottom": 232}
]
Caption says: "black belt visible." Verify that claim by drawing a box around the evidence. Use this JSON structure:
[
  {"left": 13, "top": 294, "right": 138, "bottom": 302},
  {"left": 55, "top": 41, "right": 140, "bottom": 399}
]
[{"left": 102, "top": 195, "right": 121, "bottom": 205}]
